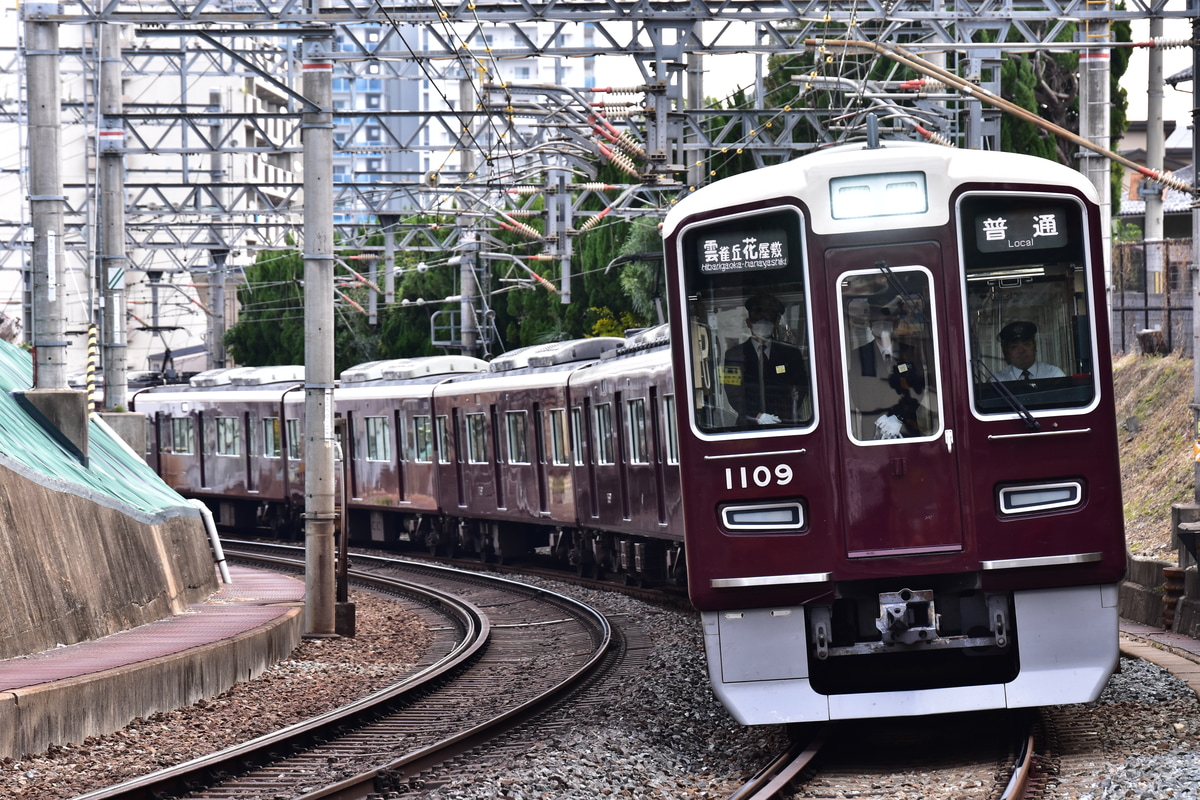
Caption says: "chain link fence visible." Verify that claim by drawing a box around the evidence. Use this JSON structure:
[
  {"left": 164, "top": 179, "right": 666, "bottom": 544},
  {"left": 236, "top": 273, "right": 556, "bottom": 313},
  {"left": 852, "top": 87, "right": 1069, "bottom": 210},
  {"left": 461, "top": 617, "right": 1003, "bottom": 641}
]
[{"left": 1112, "top": 238, "right": 1195, "bottom": 356}]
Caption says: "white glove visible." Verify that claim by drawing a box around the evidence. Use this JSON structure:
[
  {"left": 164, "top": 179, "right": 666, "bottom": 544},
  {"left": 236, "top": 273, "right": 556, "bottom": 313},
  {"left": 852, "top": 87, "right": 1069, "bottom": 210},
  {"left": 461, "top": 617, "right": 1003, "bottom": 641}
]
[
  {"left": 874, "top": 414, "right": 904, "bottom": 439},
  {"left": 757, "top": 412, "right": 781, "bottom": 425}
]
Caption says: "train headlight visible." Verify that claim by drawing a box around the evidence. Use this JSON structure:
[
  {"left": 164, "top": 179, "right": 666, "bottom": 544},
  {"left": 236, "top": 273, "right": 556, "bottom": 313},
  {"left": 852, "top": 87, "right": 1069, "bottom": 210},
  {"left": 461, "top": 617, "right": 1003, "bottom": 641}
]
[
  {"left": 720, "top": 501, "right": 805, "bottom": 532},
  {"left": 997, "top": 481, "right": 1082, "bottom": 515}
]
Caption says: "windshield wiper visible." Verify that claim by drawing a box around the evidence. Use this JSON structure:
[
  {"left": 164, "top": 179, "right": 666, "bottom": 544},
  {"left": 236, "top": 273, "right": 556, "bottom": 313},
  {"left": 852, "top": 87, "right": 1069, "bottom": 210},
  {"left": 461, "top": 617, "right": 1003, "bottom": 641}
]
[{"left": 973, "top": 358, "right": 1040, "bottom": 431}]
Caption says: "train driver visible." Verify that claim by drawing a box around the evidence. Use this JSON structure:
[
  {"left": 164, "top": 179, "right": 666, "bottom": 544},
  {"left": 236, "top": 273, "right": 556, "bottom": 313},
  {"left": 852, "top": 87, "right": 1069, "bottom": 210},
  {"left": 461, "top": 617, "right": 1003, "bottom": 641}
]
[
  {"left": 993, "top": 321, "right": 1065, "bottom": 381},
  {"left": 722, "top": 291, "right": 808, "bottom": 427},
  {"left": 845, "top": 300, "right": 929, "bottom": 440}
]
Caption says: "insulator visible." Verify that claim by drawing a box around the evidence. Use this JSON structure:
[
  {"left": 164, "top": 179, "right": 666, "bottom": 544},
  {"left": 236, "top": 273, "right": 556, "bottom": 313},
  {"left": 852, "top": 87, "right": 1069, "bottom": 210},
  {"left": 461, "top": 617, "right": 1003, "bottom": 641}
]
[
  {"left": 505, "top": 210, "right": 537, "bottom": 219},
  {"left": 600, "top": 146, "right": 640, "bottom": 178},
  {"left": 579, "top": 207, "right": 613, "bottom": 231},
  {"left": 577, "top": 183, "right": 616, "bottom": 192},
  {"left": 505, "top": 185, "right": 542, "bottom": 195},
  {"left": 598, "top": 85, "right": 642, "bottom": 96},
  {"left": 1150, "top": 37, "right": 1193, "bottom": 49},
  {"left": 615, "top": 130, "right": 647, "bottom": 159},
  {"left": 1154, "top": 171, "right": 1194, "bottom": 195},
  {"left": 900, "top": 77, "right": 948, "bottom": 93},
  {"left": 601, "top": 107, "right": 641, "bottom": 120},
  {"left": 915, "top": 125, "right": 954, "bottom": 148},
  {"left": 499, "top": 217, "right": 543, "bottom": 241}
]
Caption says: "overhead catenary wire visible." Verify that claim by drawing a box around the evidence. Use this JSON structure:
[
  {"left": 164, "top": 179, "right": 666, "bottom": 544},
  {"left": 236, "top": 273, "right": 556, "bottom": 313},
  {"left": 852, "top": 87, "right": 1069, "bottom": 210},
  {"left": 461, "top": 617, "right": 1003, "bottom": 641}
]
[{"left": 804, "top": 37, "right": 1199, "bottom": 195}]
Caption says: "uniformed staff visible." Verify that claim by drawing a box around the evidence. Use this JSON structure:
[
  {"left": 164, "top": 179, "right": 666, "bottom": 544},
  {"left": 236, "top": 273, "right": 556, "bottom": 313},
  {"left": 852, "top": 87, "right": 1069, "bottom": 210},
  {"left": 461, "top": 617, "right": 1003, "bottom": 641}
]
[{"left": 722, "top": 292, "right": 808, "bottom": 427}]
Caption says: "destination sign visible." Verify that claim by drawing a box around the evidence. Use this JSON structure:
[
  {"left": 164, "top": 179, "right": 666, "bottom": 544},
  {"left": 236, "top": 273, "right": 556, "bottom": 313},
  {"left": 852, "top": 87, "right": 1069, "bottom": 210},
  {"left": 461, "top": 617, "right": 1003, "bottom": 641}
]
[
  {"left": 974, "top": 206, "right": 1069, "bottom": 253},
  {"left": 697, "top": 229, "right": 789, "bottom": 274}
]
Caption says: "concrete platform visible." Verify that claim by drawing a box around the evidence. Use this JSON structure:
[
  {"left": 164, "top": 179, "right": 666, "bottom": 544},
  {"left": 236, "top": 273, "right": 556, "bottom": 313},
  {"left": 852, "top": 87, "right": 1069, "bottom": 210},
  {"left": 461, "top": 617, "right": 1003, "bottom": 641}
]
[
  {"left": 1120, "top": 618, "right": 1200, "bottom": 697},
  {"left": 0, "top": 566, "right": 304, "bottom": 758}
]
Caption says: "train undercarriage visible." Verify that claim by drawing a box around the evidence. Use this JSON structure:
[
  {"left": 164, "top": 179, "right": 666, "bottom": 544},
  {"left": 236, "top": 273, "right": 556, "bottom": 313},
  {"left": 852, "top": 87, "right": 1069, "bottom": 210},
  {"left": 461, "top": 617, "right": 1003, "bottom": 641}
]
[{"left": 208, "top": 496, "right": 686, "bottom": 588}]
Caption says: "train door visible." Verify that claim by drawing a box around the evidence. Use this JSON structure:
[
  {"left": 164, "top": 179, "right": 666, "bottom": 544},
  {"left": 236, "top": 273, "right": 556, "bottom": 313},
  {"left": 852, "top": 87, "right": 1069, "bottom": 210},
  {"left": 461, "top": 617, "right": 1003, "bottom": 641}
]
[{"left": 824, "top": 244, "right": 964, "bottom": 557}]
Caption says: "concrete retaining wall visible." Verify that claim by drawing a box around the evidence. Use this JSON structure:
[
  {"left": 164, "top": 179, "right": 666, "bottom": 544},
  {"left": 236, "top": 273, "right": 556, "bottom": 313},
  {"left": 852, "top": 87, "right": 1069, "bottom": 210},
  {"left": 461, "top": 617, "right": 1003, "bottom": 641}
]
[
  {"left": 0, "top": 460, "right": 217, "bottom": 661},
  {"left": 1118, "top": 551, "right": 1200, "bottom": 639}
]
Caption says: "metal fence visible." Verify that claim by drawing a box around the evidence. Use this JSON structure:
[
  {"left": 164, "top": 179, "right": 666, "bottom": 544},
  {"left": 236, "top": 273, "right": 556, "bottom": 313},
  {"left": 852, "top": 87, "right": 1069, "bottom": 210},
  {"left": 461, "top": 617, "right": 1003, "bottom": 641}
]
[{"left": 1112, "top": 238, "right": 1195, "bottom": 356}]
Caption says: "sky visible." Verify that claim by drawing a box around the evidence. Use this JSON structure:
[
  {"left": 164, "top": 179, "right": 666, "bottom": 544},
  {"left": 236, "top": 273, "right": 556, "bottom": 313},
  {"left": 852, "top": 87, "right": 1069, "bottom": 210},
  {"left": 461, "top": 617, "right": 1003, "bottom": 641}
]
[
  {"left": 1124, "top": 15, "right": 1195, "bottom": 127},
  {"left": 600, "top": 14, "right": 1197, "bottom": 131}
]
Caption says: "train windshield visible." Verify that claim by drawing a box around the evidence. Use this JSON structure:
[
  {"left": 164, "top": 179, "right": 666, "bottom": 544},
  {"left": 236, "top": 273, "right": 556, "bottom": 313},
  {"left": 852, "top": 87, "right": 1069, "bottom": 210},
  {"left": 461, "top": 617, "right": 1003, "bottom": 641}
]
[
  {"left": 678, "top": 207, "right": 814, "bottom": 434},
  {"left": 839, "top": 267, "right": 941, "bottom": 443},
  {"left": 959, "top": 193, "right": 1097, "bottom": 414}
]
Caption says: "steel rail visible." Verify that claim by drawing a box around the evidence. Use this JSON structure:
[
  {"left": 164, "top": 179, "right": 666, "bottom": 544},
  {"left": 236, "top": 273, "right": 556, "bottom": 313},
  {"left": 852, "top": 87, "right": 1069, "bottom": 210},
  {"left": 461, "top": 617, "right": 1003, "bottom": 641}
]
[{"left": 71, "top": 544, "right": 612, "bottom": 800}]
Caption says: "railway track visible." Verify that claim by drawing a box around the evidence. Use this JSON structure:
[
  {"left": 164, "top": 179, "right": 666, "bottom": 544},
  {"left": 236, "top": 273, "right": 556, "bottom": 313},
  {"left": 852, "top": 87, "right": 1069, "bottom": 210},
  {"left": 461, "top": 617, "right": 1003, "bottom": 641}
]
[
  {"left": 73, "top": 542, "right": 613, "bottom": 800},
  {"left": 728, "top": 710, "right": 1044, "bottom": 800}
]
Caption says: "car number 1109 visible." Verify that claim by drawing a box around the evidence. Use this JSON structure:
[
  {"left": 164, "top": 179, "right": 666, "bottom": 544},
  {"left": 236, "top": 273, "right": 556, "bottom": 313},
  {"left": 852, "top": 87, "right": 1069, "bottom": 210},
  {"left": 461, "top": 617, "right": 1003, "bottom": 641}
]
[{"left": 725, "top": 464, "right": 794, "bottom": 490}]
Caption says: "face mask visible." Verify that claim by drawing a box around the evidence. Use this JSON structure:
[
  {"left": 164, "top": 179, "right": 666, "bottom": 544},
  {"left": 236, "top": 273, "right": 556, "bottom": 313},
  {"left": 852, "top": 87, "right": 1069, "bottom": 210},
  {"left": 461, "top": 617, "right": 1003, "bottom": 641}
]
[{"left": 751, "top": 321, "right": 775, "bottom": 339}]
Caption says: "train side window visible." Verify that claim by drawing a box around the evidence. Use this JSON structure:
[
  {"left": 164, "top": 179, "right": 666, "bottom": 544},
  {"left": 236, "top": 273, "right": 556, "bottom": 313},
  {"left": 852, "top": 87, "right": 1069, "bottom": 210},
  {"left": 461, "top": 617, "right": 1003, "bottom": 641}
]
[
  {"left": 216, "top": 416, "right": 241, "bottom": 456},
  {"left": 959, "top": 193, "right": 1096, "bottom": 414},
  {"left": 570, "top": 407, "right": 585, "bottom": 466},
  {"left": 593, "top": 403, "right": 615, "bottom": 464},
  {"left": 506, "top": 411, "right": 530, "bottom": 465},
  {"left": 436, "top": 415, "right": 451, "bottom": 464},
  {"left": 627, "top": 398, "right": 648, "bottom": 464},
  {"left": 677, "top": 206, "right": 813, "bottom": 434},
  {"left": 465, "top": 412, "right": 488, "bottom": 464},
  {"left": 263, "top": 417, "right": 281, "bottom": 458},
  {"left": 549, "top": 408, "right": 569, "bottom": 465},
  {"left": 839, "top": 268, "right": 941, "bottom": 443},
  {"left": 172, "top": 417, "right": 194, "bottom": 455},
  {"left": 413, "top": 415, "right": 434, "bottom": 463},
  {"left": 663, "top": 395, "right": 679, "bottom": 465},
  {"left": 365, "top": 416, "right": 391, "bottom": 461},
  {"left": 286, "top": 418, "right": 302, "bottom": 460}
]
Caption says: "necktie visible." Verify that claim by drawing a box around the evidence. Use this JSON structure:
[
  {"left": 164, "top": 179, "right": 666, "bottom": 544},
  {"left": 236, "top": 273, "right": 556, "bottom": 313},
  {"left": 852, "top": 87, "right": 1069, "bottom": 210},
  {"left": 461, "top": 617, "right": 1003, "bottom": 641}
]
[
  {"left": 1021, "top": 369, "right": 1031, "bottom": 380},
  {"left": 758, "top": 344, "right": 766, "bottom": 411}
]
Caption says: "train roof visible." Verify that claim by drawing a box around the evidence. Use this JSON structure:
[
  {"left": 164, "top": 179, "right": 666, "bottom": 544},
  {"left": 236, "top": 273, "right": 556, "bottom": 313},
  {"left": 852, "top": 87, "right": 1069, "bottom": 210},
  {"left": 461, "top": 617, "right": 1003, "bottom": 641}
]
[
  {"left": 189, "top": 365, "right": 305, "bottom": 388},
  {"left": 488, "top": 337, "right": 624, "bottom": 372},
  {"left": 339, "top": 355, "right": 489, "bottom": 383},
  {"left": 661, "top": 140, "right": 1098, "bottom": 238},
  {"left": 601, "top": 324, "right": 669, "bottom": 359}
]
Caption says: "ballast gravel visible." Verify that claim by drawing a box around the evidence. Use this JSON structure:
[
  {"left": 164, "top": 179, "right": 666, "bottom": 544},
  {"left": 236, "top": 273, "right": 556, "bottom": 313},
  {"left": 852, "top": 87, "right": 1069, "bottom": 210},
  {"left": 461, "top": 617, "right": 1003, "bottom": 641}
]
[{"left": 0, "top": 578, "right": 1198, "bottom": 799}]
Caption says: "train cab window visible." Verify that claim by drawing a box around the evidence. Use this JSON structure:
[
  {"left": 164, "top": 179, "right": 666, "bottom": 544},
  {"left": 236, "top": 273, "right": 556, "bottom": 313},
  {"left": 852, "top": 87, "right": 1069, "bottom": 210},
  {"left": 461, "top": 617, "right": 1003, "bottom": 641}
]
[
  {"left": 549, "top": 408, "right": 569, "bottom": 465},
  {"left": 506, "top": 411, "right": 530, "bottom": 464},
  {"left": 959, "top": 194, "right": 1096, "bottom": 414},
  {"left": 171, "top": 417, "right": 194, "bottom": 455},
  {"left": 414, "top": 415, "right": 434, "bottom": 463},
  {"left": 678, "top": 207, "right": 814, "bottom": 434},
  {"left": 465, "top": 413, "right": 488, "bottom": 464},
  {"left": 436, "top": 415, "right": 451, "bottom": 464},
  {"left": 216, "top": 417, "right": 241, "bottom": 456},
  {"left": 286, "top": 418, "right": 302, "bottom": 460},
  {"left": 593, "top": 403, "right": 615, "bottom": 464},
  {"left": 663, "top": 395, "right": 680, "bottom": 465},
  {"left": 839, "top": 268, "right": 941, "bottom": 443},
  {"left": 627, "top": 398, "right": 649, "bottom": 464},
  {"left": 263, "top": 418, "right": 282, "bottom": 458},
  {"left": 365, "top": 416, "right": 391, "bottom": 461}
]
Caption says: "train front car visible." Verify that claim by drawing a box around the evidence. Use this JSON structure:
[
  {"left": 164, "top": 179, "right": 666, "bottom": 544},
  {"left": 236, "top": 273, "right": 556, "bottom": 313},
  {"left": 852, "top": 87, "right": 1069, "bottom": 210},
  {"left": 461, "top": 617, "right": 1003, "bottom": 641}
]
[{"left": 662, "top": 140, "right": 1126, "bottom": 724}]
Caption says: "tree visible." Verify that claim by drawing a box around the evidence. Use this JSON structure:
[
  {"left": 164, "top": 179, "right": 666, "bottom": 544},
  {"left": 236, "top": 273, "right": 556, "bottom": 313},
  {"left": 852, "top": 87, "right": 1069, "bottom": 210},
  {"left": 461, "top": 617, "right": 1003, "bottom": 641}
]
[{"left": 224, "top": 249, "right": 306, "bottom": 367}]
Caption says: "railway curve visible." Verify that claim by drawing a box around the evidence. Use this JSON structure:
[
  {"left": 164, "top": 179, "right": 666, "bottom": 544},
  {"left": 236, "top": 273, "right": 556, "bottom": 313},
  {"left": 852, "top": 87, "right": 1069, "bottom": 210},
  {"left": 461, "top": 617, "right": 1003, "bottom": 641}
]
[{"left": 72, "top": 542, "right": 612, "bottom": 800}]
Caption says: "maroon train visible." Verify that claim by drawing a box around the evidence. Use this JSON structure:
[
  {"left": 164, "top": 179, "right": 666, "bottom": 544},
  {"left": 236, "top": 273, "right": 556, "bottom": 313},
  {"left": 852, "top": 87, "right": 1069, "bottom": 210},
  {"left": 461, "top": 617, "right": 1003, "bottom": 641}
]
[
  {"left": 133, "top": 325, "right": 685, "bottom": 584},
  {"left": 661, "top": 140, "right": 1126, "bottom": 723},
  {"left": 135, "top": 140, "right": 1127, "bottom": 725}
]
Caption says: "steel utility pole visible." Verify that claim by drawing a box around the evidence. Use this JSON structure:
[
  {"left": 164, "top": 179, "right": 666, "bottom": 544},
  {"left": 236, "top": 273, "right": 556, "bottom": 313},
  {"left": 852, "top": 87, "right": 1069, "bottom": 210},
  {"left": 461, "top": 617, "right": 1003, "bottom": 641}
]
[{"left": 302, "top": 18, "right": 339, "bottom": 637}]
